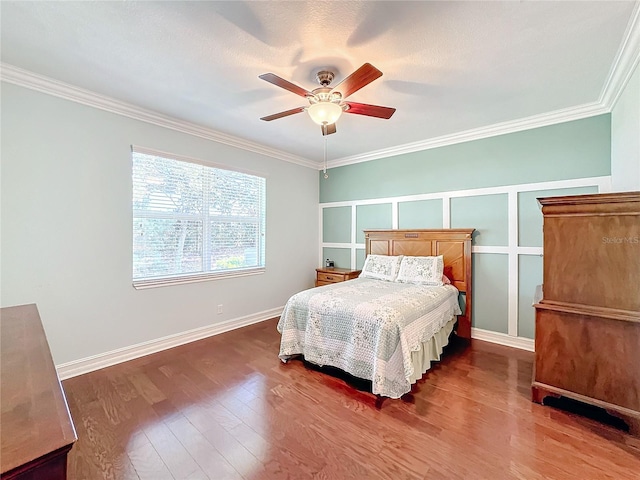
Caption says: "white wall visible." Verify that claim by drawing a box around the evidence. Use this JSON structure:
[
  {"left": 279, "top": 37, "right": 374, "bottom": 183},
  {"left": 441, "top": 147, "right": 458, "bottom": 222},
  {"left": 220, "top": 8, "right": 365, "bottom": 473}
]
[
  {"left": 1, "top": 83, "right": 319, "bottom": 365},
  {"left": 611, "top": 60, "right": 640, "bottom": 191}
]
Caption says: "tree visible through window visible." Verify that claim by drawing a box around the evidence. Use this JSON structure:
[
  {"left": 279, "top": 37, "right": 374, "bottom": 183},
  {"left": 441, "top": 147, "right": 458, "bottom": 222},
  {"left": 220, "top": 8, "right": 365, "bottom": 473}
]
[{"left": 132, "top": 148, "right": 266, "bottom": 287}]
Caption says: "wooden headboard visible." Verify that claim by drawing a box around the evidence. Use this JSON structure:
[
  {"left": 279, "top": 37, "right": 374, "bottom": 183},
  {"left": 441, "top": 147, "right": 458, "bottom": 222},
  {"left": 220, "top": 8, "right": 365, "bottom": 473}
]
[{"left": 364, "top": 229, "right": 474, "bottom": 339}]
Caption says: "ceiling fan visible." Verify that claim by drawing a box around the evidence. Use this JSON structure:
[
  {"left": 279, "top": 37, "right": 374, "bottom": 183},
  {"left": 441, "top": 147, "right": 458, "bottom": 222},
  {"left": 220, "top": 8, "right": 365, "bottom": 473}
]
[{"left": 259, "top": 63, "right": 396, "bottom": 136}]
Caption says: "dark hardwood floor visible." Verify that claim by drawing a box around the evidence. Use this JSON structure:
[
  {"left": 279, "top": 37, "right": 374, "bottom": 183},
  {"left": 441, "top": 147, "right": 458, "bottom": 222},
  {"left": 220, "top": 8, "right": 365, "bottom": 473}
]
[{"left": 62, "top": 318, "right": 640, "bottom": 479}]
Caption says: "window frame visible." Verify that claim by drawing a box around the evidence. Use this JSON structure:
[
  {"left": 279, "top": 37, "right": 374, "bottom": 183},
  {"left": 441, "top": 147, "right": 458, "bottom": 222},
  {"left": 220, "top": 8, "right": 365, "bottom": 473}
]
[{"left": 131, "top": 146, "right": 266, "bottom": 289}]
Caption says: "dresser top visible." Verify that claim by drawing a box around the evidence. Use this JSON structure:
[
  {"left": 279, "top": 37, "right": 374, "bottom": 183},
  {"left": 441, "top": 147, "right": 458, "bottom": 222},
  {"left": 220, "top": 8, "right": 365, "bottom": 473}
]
[
  {"left": 538, "top": 191, "right": 640, "bottom": 206},
  {"left": 1, "top": 304, "right": 77, "bottom": 475}
]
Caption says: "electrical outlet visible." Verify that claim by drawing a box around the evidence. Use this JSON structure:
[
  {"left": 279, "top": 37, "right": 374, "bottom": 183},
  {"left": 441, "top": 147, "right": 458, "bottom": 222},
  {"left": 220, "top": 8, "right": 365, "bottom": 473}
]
[{"left": 217, "top": 304, "right": 223, "bottom": 314}]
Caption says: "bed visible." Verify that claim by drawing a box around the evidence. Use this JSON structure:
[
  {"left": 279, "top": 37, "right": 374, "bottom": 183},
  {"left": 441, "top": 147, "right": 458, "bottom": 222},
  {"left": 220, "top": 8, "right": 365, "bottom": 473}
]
[{"left": 277, "top": 229, "right": 474, "bottom": 400}]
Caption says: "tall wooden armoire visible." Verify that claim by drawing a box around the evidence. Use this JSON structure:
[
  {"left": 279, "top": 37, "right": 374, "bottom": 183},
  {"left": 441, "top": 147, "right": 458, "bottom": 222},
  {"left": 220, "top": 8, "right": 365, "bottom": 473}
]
[{"left": 532, "top": 192, "right": 640, "bottom": 435}]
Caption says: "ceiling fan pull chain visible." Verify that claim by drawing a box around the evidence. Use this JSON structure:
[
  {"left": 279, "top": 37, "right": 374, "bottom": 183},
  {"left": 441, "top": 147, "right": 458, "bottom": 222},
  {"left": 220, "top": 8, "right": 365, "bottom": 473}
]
[{"left": 323, "top": 136, "right": 329, "bottom": 179}]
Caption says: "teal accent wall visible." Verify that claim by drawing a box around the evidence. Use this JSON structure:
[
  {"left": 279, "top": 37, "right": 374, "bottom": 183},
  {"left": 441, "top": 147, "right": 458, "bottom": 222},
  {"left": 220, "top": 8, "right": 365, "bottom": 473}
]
[
  {"left": 518, "top": 186, "right": 599, "bottom": 247},
  {"left": 323, "top": 206, "right": 351, "bottom": 243},
  {"left": 356, "top": 249, "right": 366, "bottom": 269},
  {"left": 319, "top": 115, "right": 611, "bottom": 342},
  {"left": 451, "top": 194, "right": 508, "bottom": 246},
  {"left": 473, "top": 254, "right": 509, "bottom": 334},
  {"left": 398, "top": 199, "right": 443, "bottom": 229},
  {"left": 356, "top": 204, "right": 392, "bottom": 243},
  {"left": 518, "top": 255, "right": 543, "bottom": 339},
  {"left": 322, "top": 247, "right": 351, "bottom": 269},
  {"left": 320, "top": 115, "right": 610, "bottom": 202}
]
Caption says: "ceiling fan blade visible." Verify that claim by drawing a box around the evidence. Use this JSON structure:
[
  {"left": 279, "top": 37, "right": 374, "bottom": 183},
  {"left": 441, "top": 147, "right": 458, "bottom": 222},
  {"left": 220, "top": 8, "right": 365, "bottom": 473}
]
[
  {"left": 344, "top": 102, "right": 396, "bottom": 119},
  {"left": 321, "top": 123, "right": 337, "bottom": 136},
  {"left": 259, "top": 73, "right": 314, "bottom": 98},
  {"left": 260, "top": 107, "right": 306, "bottom": 121},
  {"left": 330, "top": 63, "right": 382, "bottom": 99}
]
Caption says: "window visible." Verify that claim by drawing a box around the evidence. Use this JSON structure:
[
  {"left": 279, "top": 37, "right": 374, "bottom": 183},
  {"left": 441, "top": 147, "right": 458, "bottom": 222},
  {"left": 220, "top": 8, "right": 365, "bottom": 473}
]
[{"left": 132, "top": 147, "right": 266, "bottom": 288}]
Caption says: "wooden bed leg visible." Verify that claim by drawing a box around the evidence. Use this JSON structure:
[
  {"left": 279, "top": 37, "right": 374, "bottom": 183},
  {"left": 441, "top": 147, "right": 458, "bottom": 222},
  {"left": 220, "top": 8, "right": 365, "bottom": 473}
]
[
  {"left": 401, "top": 393, "right": 415, "bottom": 404},
  {"left": 375, "top": 396, "right": 385, "bottom": 410}
]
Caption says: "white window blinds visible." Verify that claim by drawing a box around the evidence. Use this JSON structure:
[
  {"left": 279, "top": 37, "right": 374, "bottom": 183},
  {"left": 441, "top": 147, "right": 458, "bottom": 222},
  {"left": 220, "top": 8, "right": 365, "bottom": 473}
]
[{"left": 132, "top": 147, "right": 266, "bottom": 288}]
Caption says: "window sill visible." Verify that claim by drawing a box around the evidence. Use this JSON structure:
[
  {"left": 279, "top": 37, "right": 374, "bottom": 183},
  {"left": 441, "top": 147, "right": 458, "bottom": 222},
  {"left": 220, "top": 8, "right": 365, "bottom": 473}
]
[{"left": 132, "top": 268, "right": 265, "bottom": 290}]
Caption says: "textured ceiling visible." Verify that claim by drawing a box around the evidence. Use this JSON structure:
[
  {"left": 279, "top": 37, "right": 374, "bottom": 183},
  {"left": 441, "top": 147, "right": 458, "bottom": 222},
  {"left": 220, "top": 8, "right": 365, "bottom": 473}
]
[{"left": 1, "top": 1, "right": 638, "bottom": 166}]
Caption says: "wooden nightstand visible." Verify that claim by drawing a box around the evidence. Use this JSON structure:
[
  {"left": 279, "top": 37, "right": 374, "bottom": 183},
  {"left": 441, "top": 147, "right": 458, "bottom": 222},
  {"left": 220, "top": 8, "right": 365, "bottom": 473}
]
[{"left": 315, "top": 267, "right": 361, "bottom": 287}]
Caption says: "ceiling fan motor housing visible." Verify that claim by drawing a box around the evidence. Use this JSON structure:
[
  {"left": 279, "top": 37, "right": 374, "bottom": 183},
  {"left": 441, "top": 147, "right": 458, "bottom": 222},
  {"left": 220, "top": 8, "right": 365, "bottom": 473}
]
[
  {"left": 309, "top": 87, "right": 342, "bottom": 104},
  {"left": 316, "top": 70, "right": 335, "bottom": 87}
]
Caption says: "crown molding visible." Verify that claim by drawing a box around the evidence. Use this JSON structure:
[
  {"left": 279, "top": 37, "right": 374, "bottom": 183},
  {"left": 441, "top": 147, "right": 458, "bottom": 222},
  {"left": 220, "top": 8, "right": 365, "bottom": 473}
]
[
  {"left": 600, "top": 1, "right": 640, "bottom": 109},
  {"left": 326, "top": 101, "right": 609, "bottom": 169},
  {"left": 0, "top": 63, "right": 318, "bottom": 170}
]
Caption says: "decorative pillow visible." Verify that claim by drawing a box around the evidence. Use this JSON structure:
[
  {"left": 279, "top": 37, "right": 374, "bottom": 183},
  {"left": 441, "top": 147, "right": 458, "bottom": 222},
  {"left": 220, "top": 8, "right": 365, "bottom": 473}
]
[
  {"left": 442, "top": 274, "right": 452, "bottom": 285},
  {"left": 396, "top": 255, "right": 444, "bottom": 286},
  {"left": 359, "top": 254, "right": 404, "bottom": 282}
]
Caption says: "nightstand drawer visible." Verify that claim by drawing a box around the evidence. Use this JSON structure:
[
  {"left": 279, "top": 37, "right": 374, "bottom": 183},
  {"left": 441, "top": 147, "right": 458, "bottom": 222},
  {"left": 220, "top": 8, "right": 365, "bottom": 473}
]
[
  {"left": 315, "top": 268, "right": 361, "bottom": 287},
  {"left": 317, "top": 272, "right": 347, "bottom": 283}
]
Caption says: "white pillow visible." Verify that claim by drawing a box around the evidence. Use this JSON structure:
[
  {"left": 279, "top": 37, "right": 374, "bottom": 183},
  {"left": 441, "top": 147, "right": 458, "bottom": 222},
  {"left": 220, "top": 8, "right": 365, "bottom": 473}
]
[
  {"left": 359, "top": 254, "right": 404, "bottom": 282},
  {"left": 396, "top": 255, "right": 444, "bottom": 286}
]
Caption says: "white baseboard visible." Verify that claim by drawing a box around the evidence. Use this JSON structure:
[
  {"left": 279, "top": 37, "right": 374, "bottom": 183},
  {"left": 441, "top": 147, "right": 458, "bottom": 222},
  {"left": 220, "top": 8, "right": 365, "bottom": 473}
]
[
  {"left": 56, "top": 306, "right": 283, "bottom": 380},
  {"left": 471, "top": 327, "right": 535, "bottom": 352},
  {"left": 57, "top": 310, "right": 533, "bottom": 380}
]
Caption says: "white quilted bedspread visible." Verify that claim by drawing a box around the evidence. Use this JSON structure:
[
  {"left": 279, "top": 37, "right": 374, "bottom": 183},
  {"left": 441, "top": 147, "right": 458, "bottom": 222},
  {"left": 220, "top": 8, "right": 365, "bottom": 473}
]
[{"left": 277, "top": 278, "right": 461, "bottom": 398}]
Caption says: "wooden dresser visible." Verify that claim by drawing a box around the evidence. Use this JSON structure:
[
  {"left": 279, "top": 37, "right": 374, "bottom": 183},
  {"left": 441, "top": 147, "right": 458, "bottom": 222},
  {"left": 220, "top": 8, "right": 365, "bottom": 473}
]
[
  {"left": 532, "top": 192, "right": 640, "bottom": 435},
  {"left": 315, "top": 267, "right": 361, "bottom": 287},
  {"left": 1, "top": 304, "right": 77, "bottom": 479}
]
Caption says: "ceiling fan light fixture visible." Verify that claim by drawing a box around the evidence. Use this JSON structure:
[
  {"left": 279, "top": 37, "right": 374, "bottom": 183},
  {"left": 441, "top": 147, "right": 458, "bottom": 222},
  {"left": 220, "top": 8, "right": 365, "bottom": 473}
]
[
  {"left": 307, "top": 102, "right": 343, "bottom": 126},
  {"left": 259, "top": 63, "right": 393, "bottom": 135}
]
